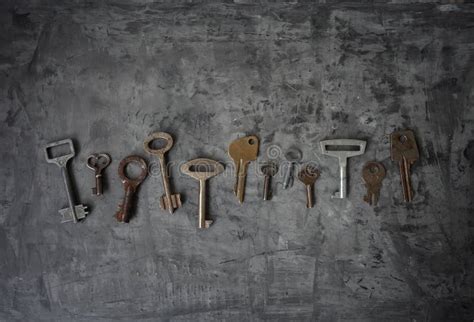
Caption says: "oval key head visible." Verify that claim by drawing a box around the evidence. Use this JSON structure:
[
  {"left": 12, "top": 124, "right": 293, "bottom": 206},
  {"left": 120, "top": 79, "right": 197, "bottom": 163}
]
[
  {"left": 285, "top": 146, "right": 302, "bottom": 162},
  {"left": 261, "top": 161, "right": 278, "bottom": 176},
  {"left": 298, "top": 164, "right": 320, "bottom": 185},
  {"left": 143, "top": 132, "right": 174, "bottom": 156},
  {"left": 118, "top": 156, "right": 148, "bottom": 187},
  {"left": 228, "top": 135, "right": 259, "bottom": 162},
  {"left": 362, "top": 161, "right": 386, "bottom": 183},
  {"left": 181, "top": 158, "right": 224, "bottom": 181},
  {"left": 87, "top": 153, "right": 111, "bottom": 172}
]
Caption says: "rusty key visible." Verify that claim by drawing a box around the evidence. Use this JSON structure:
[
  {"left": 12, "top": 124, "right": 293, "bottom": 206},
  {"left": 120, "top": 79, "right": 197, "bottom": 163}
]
[
  {"left": 362, "top": 161, "right": 385, "bottom": 206},
  {"left": 298, "top": 164, "right": 320, "bottom": 208},
  {"left": 116, "top": 156, "right": 148, "bottom": 223},
  {"left": 261, "top": 161, "right": 278, "bottom": 201},
  {"left": 144, "top": 132, "right": 181, "bottom": 213},
  {"left": 391, "top": 130, "right": 419, "bottom": 202},
  {"left": 87, "top": 153, "right": 111, "bottom": 196}
]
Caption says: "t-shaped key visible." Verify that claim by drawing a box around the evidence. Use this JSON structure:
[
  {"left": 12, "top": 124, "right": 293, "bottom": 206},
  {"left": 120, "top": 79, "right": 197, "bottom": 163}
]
[
  {"left": 44, "top": 139, "right": 88, "bottom": 223},
  {"left": 320, "top": 139, "right": 366, "bottom": 199},
  {"left": 144, "top": 132, "right": 181, "bottom": 214},
  {"left": 181, "top": 158, "right": 224, "bottom": 229}
]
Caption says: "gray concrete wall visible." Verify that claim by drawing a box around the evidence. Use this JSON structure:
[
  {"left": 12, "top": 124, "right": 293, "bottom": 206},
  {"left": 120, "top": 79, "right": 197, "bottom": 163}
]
[{"left": 1, "top": 1, "right": 473, "bottom": 321}]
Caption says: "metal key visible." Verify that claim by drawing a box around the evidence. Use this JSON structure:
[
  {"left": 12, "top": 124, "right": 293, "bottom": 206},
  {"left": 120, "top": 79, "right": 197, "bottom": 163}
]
[
  {"left": 362, "top": 161, "right": 386, "bottom": 206},
  {"left": 144, "top": 132, "right": 181, "bottom": 213},
  {"left": 261, "top": 161, "right": 278, "bottom": 201},
  {"left": 228, "top": 135, "right": 259, "bottom": 203},
  {"left": 87, "top": 153, "right": 111, "bottom": 196},
  {"left": 320, "top": 139, "right": 366, "bottom": 199},
  {"left": 44, "top": 139, "right": 88, "bottom": 223},
  {"left": 298, "top": 164, "right": 320, "bottom": 208},
  {"left": 116, "top": 156, "right": 148, "bottom": 223},
  {"left": 181, "top": 158, "right": 224, "bottom": 229},
  {"left": 282, "top": 146, "right": 302, "bottom": 189},
  {"left": 391, "top": 130, "right": 419, "bottom": 202}
]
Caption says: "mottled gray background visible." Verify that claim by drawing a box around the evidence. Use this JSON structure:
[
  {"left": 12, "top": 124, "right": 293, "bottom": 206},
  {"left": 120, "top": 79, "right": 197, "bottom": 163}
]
[{"left": 1, "top": 1, "right": 473, "bottom": 321}]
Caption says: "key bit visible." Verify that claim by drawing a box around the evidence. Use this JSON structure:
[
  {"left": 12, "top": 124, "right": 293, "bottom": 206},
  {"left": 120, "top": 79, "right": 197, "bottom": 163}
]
[
  {"left": 261, "top": 161, "right": 278, "bottom": 201},
  {"left": 228, "top": 135, "right": 259, "bottom": 203},
  {"left": 362, "top": 161, "right": 386, "bottom": 206},
  {"left": 87, "top": 153, "right": 111, "bottom": 196},
  {"left": 181, "top": 158, "right": 224, "bottom": 229},
  {"left": 298, "top": 164, "right": 320, "bottom": 208},
  {"left": 391, "top": 130, "right": 419, "bottom": 202}
]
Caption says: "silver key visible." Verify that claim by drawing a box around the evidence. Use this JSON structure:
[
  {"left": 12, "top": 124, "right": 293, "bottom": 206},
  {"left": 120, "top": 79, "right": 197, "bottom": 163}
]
[
  {"left": 45, "top": 139, "right": 88, "bottom": 223},
  {"left": 282, "top": 146, "right": 302, "bottom": 189}
]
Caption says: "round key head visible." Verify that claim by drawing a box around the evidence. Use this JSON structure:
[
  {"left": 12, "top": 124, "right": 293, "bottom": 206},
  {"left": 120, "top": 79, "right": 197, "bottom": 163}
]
[
  {"left": 180, "top": 158, "right": 224, "bottom": 181},
  {"left": 118, "top": 156, "right": 148, "bottom": 187},
  {"left": 228, "top": 135, "right": 259, "bottom": 162},
  {"left": 285, "top": 146, "right": 302, "bottom": 162},
  {"left": 87, "top": 153, "right": 111, "bottom": 172},
  {"left": 261, "top": 161, "right": 278, "bottom": 176},
  {"left": 144, "top": 132, "right": 174, "bottom": 156},
  {"left": 362, "top": 161, "right": 386, "bottom": 184},
  {"left": 298, "top": 164, "right": 320, "bottom": 185}
]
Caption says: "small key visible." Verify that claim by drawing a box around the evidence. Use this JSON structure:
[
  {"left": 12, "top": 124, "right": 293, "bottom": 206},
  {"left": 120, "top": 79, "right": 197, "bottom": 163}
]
[
  {"left": 115, "top": 156, "right": 148, "bottom": 223},
  {"left": 391, "top": 130, "right": 419, "bottom": 202},
  {"left": 298, "top": 164, "right": 320, "bottom": 208},
  {"left": 181, "top": 158, "right": 224, "bottom": 229},
  {"left": 144, "top": 132, "right": 181, "bottom": 213},
  {"left": 261, "top": 161, "right": 278, "bottom": 201},
  {"left": 282, "top": 146, "right": 302, "bottom": 189},
  {"left": 44, "top": 139, "right": 88, "bottom": 223},
  {"left": 87, "top": 153, "right": 111, "bottom": 196},
  {"left": 362, "top": 161, "right": 386, "bottom": 206},
  {"left": 228, "top": 135, "right": 259, "bottom": 203}
]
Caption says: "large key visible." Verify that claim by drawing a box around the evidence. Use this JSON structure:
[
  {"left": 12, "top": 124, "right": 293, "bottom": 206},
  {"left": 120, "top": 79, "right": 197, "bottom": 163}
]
[
  {"left": 181, "top": 158, "right": 224, "bottom": 229},
  {"left": 228, "top": 135, "right": 259, "bottom": 203},
  {"left": 391, "top": 130, "right": 419, "bottom": 202},
  {"left": 298, "top": 164, "right": 320, "bottom": 208},
  {"left": 44, "top": 139, "right": 88, "bottom": 223},
  {"left": 86, "top": 153, "right": 111, "bottom": 196},
  {"left": 320, "top": 139, "right": 366, "bottom": 199},
  {"left": 115, "top": 156, "right": 148, "bottom": 223},
  {"left": 144, "top": 132, "right": 181, "bottom": 213},
  {"left": 362, "top": 161, "right": 385, "bottom": 206}
]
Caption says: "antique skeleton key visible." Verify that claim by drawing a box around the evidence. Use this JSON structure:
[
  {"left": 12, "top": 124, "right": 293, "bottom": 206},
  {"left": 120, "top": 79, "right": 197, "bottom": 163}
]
[
  {"left": 115, "top": 156, "right": 148, "bottom": 223},
  {"left": 228, "top": 136, "right": 259, "bottom": 203},
  {"left": 298, "top": 164, "right": 320, "bottom": 208},
  {"left": 87, "top": 153, "right": 111, "bottom": 196},
  {"left": 144, "top": 132, "right": 181, "bottom": 213},
  {"left": 362, "top": 161, "right": 385, "bottom": 206},
  {"left": 391, "top": 130, "right": 419, "bottom": 202}
]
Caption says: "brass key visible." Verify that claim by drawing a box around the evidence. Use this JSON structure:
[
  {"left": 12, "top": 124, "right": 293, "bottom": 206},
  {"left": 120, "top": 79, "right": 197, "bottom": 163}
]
[
  {"left": 298, "top": 164, "right": 320, "bottom": 208},
  {"left": 181, "top": 158, "right": 224, "bottom": 229},
  {"left": 391, "top": 130, "right": 419, "bottom": 202},
  {"left": 228, "top": 135, "right": 259, "bottom": 203},
  {"left": 87, "top": 153, "right": 111, "bottom": 196},
  {"left": 362, "top": 161, "right": 385, "bottom": 206},
  {"left": 116, "top": 156, "right": 148, "bottom": 223},
  {"left": 144, "top": 132, "right": 181, "bottom": 213}
]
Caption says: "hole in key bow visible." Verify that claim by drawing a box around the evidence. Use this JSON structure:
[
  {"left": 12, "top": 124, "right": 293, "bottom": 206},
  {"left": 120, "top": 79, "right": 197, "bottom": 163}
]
[
  {"left": 369, "top": 166, "right": 379, "bottom": 174},
  {"left": 248, "top": 138, "right": 256, "bottom": 145},
  {"left": 189, "top": 164, "right": 215, "bottom": 173},
  {"left": 148, "top": 138, "right": 168, "bottom": 150},
  {"left": 125, "top": 162, "right": 145, "bottom": 180},
  {"left": 399, "top": 135, "right": 408, "bottom": 144}
]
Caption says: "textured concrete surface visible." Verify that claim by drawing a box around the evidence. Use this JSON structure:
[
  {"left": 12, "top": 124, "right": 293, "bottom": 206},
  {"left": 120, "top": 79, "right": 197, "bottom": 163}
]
[{"left": 1, "top": 1, "right": 474, "bottom": 321}]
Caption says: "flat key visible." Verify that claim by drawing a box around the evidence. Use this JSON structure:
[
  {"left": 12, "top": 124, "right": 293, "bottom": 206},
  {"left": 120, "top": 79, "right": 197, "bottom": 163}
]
[
  {"left": 261, "top": 161, "right": 278, "bottom": 201},
  {"left": 87, "top": 153, "right": 111, "bottom": 196},
  {"left": 298, "top": 164, "right": 320, "bottom": 208},
  {"left": 44, "top": 139, "right": 88, "bottom": 223},
  {"left": 362, "top": 161, "right": 385, "bottom": 206},
  {"left": 282, "top": 146, "right": 302, "bottom": 189},
  {"left": 391, "top": 130, "right": 419, "bottom": 202},
  {"left": 181, "top": 158, "right": 224, "bottom": 229},
  {"left": 144, "top": 132, "right": 181, "bottom": 213},
  {"left": 115, "top": 156, "right": 147, "bottom": 223},
  {"left": 228, "top": 135, "right": 259, "bottom": 203}
]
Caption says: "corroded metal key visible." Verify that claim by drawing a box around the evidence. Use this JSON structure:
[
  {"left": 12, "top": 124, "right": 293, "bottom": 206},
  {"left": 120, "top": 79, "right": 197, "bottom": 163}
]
[
  {"left": 115, "top": 156, "right": 148, "bottom": 223},
  {"left": 45, "top": 139, "right": 88, "bottom": 223},
  {"left": 391, "top": 130, "right": 419, "bottom": 202},
  {"left": 298, "top": 164, "right": 320, "bottom": 208},
  {"left": 87, "top": 153, "right": 111, "bottom": 196},
  {"left": 228, "top": 135, "right": 259, "bottom": 203},
  {"left": 261, "top": 161, "right": 278, "bottom": 201},
  {"left": 144, "top": 132, "right": 181, "bottom": 213},
  {"left": 181, "top": 158, "right": 224, "bottom": 229},
  {"left": 362, "top": 161, "right": 385, "bottom": 206}
]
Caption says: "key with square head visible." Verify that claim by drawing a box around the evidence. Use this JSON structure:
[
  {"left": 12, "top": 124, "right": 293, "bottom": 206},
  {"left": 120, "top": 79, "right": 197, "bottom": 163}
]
[
  {"left": 44, "top": 139, "right": 88, "bottom": 223},
  {"left": 144, "top": 132, "right": 181, "bottom": 213},
  {"left": 261, "top": 161, "right": 278, "bottom": 201},
  {"left": 391, "top": 130, "right": 419, "bottom": 202},
  {"left": 282, "top": 146, "right": 302, "bottom": 189},
  {"left": 320, "top": 139, "right": 366, "bottom": 199},
  {"left": 298, "top": 164, "right": 320, "bottom": 208},
  {"left": 228, "top": 135, "right": 259, "bottom": 203},
  {"left": 115, "top": 156, "right": 148, "bottom": 223},
  {"left": 181, "top": 158, "right": 224, "bottom": 229},
  {"left": 362, "top": 161, "right": 386, "bottom": 206},
  {"left": 87, "top": 153, "right": 111, "bottom": 196}
]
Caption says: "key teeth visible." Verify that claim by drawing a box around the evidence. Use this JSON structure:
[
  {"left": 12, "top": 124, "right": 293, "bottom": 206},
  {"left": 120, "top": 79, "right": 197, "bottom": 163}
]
[
  {"left": 58, "top": 205, "right": 88, "bottom": 223},
  {"left": 159, "top": 194, "right": 182, "bottom": 212}
]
